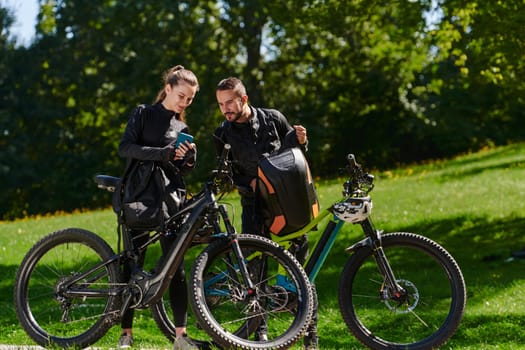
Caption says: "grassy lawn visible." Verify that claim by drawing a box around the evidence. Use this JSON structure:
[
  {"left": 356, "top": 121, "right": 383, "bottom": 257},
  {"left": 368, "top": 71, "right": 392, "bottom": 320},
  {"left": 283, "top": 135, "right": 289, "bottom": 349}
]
[{"left": 2, "top": 142, "right": 525, "bottom": 349}]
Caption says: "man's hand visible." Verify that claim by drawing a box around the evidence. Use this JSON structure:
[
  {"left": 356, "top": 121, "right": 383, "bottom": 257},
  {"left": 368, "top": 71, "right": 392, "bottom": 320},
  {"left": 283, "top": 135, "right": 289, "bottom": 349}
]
[{"left": 294, "top": 125, "right": 307, "bottom": 145}]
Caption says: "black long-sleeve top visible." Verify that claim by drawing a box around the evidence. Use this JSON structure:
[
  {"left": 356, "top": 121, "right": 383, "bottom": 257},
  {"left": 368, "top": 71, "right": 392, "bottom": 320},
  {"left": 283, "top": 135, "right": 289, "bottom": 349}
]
[
  {"left": 213, "top": 106, "right": 305, "bottom": 188},
  {"left": 119, "top": 102, "right": 196, "bottom": 188}
]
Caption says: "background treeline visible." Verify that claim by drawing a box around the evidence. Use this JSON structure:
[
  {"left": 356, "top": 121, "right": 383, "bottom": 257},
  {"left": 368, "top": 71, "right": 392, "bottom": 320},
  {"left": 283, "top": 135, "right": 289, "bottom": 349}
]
[{"left": 1, "top": 0, "right": 523, "bottom": 220}]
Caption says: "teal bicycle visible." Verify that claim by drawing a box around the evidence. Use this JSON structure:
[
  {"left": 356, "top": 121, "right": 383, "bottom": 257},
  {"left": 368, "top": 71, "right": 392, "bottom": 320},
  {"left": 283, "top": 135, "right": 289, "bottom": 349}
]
[{"left": 199, "top": 153, "right": 466, "bottom": 349}]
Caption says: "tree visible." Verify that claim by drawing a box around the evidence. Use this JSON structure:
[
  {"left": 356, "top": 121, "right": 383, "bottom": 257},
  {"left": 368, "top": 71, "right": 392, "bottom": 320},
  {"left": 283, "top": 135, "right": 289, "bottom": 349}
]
[
  {"left": 0, "top": 3, "right": 30, "bottom": 218},
  {"left": 1, "top": 0, "right": 524, "bottom": 219},
  {"left": 1, "top": 0, "right": 228, "bottom": 218},
  {"left": 406, "top": 0, "right": 525, "bottom": 155},
  {"left": 257, "top": 1, "right": 436, "bottom": 169}
]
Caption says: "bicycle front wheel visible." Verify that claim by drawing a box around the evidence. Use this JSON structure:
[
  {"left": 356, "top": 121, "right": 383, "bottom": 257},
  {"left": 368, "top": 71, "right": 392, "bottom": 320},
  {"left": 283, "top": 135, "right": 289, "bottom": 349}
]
[
  {"left": 13, "top": 228, "right": 121, "bottom": 348},
  {"left": 338, "top": 232, "right": 466, "bottom": 350},
  {"left": 189, "top": 234, "right": 314, "bottom": 350}
]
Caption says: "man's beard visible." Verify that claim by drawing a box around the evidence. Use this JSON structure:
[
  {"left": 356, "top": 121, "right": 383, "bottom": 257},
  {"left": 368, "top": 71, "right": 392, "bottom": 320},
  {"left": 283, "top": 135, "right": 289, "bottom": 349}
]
[{"left": 226, "top": 111, "right": 243, "bottom": 122}]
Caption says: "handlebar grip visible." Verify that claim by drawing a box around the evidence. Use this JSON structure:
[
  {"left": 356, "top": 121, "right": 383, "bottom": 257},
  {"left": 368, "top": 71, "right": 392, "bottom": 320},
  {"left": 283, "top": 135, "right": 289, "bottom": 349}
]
[
  {"left": 347, "top": 154, "right": 357, "bottom": 168},
  {"left": 221, "top": 143, "right": 231, "bottom": 162},
  {"left": 215, "top": 144, "right": 232, "bottom": 181}
]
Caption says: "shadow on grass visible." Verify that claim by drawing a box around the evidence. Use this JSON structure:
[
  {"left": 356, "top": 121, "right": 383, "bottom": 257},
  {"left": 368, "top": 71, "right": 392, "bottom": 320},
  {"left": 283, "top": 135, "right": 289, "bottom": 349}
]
[
  {"left": 447, "top": 313, "right": 525, "bottom": 347},
  {"left": 300, "top": 215, "right": 525, "bottom": 348},
  {"left": 402, "top": 216, "right": 525, "bottom": 271},
  {"left": 1, "top": 265, "right": 21, "bottom": 328},
  {"left": 3, "top": 215, "right": 525, "bottom": 348},
  {"left": 436, "top": 158, "right": 525, "bottom": 183},
  {"left": 416, "top": 143, "right": 525, "bottom": 182}
]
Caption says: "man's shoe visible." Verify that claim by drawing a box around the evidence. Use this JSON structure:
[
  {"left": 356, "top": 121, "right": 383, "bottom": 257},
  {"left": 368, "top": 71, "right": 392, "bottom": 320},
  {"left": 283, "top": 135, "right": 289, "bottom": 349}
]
[
  {"left": 118, "top": 334, "right": 134, "bottom": 348},
  {"left": 173, "top": 334, "right": 199, "bottom": 350}
]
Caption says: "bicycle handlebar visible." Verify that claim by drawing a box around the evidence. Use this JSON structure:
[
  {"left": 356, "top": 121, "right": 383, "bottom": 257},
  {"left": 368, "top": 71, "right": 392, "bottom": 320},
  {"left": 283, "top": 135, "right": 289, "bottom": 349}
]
[
  {"left": 346, "top": 154, "right": 357, "bottom": 168},
  {"left": 212, "top": 144, "right": 233, "bottom": 189},
  {"left": 344, "top": 153, "right": 374, "bottom": 197},
  {"left": 218, "top": 143, "right": 231, "bottom": 171}
]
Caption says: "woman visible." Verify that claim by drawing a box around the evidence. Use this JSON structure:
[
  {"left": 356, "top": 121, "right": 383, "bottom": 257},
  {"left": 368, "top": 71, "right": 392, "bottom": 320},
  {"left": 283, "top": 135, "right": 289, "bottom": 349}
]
[{"left": 117, "top": 65, "right": 199, "bottom": 350}]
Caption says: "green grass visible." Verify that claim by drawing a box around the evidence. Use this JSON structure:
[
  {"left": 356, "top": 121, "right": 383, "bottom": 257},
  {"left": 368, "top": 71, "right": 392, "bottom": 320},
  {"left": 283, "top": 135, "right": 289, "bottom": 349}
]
[{"left": 2, "top": 142, "right": 525, "bottom": 349}]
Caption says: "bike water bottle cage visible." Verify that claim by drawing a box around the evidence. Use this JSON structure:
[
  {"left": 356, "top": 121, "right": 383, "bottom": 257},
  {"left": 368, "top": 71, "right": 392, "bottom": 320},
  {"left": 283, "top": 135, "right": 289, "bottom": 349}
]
[{"left": 333, "top": 196, "right": 372, "bottom": 223}]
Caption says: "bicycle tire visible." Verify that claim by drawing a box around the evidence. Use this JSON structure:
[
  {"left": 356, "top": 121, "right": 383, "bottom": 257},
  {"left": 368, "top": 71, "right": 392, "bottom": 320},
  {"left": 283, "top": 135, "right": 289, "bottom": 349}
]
[
  {"left": 150, "top": 265, "right": 268, "bottom": 348},
  {"left": 13, "top": 228, "right": 121, "bottom": 348},
  {"left": 150, "top": 295, "right": 177, "bottom": 342},
  {"left": 338, "top": 232, "right": 466, "bottom": 349},
  {"left": 189, "top": 234, "right": 314, "bottom": 349}
]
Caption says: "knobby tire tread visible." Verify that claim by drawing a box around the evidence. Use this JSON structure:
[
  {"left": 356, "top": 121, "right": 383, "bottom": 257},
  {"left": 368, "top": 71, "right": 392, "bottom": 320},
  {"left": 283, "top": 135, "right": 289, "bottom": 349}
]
[
  {"left": 188, "top": 234, "right": 314, "bottom": 350},
  {"left": 13, "top": 228, "right": 120, "bottom": 348},
  {"left": 338, "top": 232, "right": 466, "bottom": 350}
]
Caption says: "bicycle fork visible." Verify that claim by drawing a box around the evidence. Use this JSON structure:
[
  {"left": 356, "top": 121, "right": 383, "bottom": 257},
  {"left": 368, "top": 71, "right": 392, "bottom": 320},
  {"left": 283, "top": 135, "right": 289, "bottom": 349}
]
[
  {"left": 350, "top": 218, "right": 407, "bottom": 302},
  {"left": 219, "top": 204, "right": 256, "bottom": 292}
]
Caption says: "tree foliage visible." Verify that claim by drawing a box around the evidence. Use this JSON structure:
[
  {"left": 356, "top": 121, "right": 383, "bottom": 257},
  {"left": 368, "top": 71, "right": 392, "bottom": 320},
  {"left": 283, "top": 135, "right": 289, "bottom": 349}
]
[
  {"left": 405, "top": 1, "right": 525, "bottom": 156},
  {"left": 1, "top": 0, "right": 523, "bottom": 219}
]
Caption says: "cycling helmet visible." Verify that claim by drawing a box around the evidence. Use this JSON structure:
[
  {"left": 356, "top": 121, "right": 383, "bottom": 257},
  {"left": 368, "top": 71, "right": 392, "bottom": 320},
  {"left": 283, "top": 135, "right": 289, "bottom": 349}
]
[{"left": 333, "top": 196, "right": 372, "bottom": 223}]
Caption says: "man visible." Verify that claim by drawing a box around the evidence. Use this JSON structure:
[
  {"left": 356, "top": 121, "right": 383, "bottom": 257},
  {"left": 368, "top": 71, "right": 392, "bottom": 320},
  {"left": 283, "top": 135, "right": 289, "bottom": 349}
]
[{"left": 213, "top": 77, "right": 318, "bottom": 350}]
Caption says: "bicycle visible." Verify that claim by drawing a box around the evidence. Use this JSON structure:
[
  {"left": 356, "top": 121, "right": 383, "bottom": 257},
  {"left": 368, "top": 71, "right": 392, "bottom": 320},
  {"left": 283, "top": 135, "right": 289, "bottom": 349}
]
[
  {"left": 201, "top": 153, "right": 466, "bottom": 349},
  {"left": 13, "top": 144, "right": 315, "bottom": 350}
]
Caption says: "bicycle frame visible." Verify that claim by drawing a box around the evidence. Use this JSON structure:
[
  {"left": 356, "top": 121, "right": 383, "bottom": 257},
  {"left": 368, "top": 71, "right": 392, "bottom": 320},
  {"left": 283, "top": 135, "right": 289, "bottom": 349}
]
[
  {"left": 15, "top": 144, "right": 318, "bottom": 350},
  {"left": 65, "top": 175, "right": 254, "bottom": 324},
  {"left": 131, "top": 181, "right": 264, "bottom": 312},
  {"left": 195, "top": 153, "right": 466, "bottom": 350},
  {"left": 268, "top": 160, "right": 403, "bottom": 293},
  {"left": 124, "top": 183, "right": 219, "bottom": 308},
  {"left": 273, "top": 212, "right": 403, "bottom": 296},
  {"left": 271, "top": 204, "right": 341, "bottom": 282}
]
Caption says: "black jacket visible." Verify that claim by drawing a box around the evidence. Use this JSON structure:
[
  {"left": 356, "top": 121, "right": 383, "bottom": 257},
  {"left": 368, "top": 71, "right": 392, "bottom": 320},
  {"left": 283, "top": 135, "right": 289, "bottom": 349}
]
[
  {"left": 119, "top": 103, "right": 196, "bottom": 189},
  {"left": 213, "top": 106, "right": 305, "bottom": 188}
]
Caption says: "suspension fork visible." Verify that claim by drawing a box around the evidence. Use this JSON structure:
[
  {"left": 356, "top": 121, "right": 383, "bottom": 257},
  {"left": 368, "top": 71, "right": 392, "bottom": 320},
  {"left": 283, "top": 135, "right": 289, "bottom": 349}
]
[
  {"left": 218, "top": 204, "right": 256, "bottom": 291},
  {"left": 359, "top": 218, "right": 405, "bottom": 294}
]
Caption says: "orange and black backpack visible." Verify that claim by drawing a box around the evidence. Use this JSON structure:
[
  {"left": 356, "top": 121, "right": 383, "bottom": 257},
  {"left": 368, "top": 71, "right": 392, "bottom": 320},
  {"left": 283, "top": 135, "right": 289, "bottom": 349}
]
[{"left": 257, "top": 147, "right": 319, "bottom": 236}]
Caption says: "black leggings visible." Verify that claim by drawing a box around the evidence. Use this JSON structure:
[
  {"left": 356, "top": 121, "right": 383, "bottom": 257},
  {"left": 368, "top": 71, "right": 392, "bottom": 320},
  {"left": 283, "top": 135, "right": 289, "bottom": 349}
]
[{"left": 121, "top": 231, "right": 188, "bottom": 329}]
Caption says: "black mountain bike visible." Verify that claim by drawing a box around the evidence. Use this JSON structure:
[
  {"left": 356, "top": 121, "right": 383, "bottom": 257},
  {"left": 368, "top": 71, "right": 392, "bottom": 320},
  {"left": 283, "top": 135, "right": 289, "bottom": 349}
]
[
  {"left": 202, "top": 154, "right": 466, "bottom": 349},
  {"left": 13, "top": 145, "right": 314, "bottom": 350}
]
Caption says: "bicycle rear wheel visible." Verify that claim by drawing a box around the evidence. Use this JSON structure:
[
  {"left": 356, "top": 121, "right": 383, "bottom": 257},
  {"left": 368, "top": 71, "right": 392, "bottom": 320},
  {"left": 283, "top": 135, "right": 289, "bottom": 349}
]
[
  {"left": 189, "top": 234, "right": 314, "bottom": 350},
  {"left": 338, "top": 232, "right": 466, "bottom": 349},
  {"left": 13, "top": 228, "right": 121, "bottom": 348}
]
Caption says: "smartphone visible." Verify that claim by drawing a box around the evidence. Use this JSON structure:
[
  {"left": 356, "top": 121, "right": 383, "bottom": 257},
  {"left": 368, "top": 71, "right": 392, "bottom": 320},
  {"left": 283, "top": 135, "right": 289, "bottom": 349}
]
[{"left": 175, "top": 132, "right": 194, "bottom": 147}]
